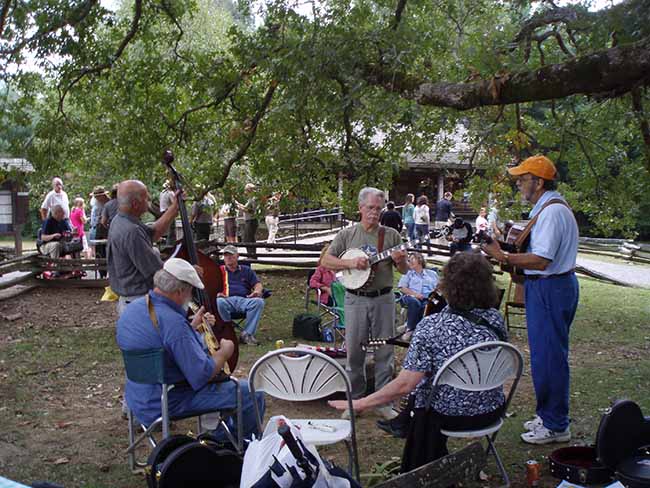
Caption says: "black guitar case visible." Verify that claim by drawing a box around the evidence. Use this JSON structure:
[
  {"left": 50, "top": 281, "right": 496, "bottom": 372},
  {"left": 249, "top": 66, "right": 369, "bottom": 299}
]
[
  {"left": 549, "top": 446, "right": 613, "bottom": 485},
  {"left": 146, "top": 434, "right": 243, "bottom": 488},
  {"left": 596, "top": 399, "right": 650, "bottom": 488}
]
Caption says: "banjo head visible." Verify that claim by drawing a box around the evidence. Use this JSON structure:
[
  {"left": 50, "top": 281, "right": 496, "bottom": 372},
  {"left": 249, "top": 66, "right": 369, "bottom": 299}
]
[{"left": 337, "top": 248, "right": 372, "bottom": 290}]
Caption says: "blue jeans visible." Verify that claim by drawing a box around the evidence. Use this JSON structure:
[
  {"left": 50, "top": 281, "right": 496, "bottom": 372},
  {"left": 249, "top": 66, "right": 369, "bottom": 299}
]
[
  {"left": 405, "top": 222, "right": 416, "bottom": 241},
  {"left": 217, "top": 296, "right": 265, "bottom": 336},
  {"left": 400, "top": 295, "right": 427, "bottom": 331},
  {"left": 127, "top": 379, "right": 265, "bottom": 442},
  {"left": 415, "top": 224, "right": 429, "bottom": 240},
  {"left": 525, "top": 273, "right": 579, "bottom": 432}
]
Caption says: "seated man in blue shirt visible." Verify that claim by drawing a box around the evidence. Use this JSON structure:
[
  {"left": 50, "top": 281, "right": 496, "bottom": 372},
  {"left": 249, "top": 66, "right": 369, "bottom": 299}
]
[
  {"left": 116, "top": 258, "right": 264, "bottom": 442},
  {"left": 216, "top": 245, "right": 265, "bottom": 345},
  {"left": 398, "top": 252, "right": 439, "bottom": 339},
  {"left": 40, "top": 204, "right": 74, "bottom": 259}
]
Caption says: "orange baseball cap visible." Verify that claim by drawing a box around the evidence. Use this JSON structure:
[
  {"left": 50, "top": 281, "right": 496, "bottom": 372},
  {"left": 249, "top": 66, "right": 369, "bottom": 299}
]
[{"left": 508, "top": 155, "right": 557, "bottom": 180}]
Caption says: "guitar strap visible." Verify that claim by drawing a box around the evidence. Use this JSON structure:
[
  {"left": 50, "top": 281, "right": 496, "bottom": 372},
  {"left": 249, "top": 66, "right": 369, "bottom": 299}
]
[{"left": 514, "top": 198, "right": 572, "bottom": 252}]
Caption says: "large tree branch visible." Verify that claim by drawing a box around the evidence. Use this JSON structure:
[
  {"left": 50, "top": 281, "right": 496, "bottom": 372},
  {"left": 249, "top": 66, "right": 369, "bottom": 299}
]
[
  {"left": 207, "top": 81, "right": 278, "bottom": 192},
  {"left": 392, "top": 0, "right": 408, "bottom": 30},
  {"left": 513, "top": 6, "right": 582, "bottom": 44},
  {"left": 58, "top": 0, "right": 143, "bottom": 114},
  {"left": 364, "top": 37, "right": 650, "bottom": 110},
  {"left": 1, "top": 0, "right": 99, "bottom": 56},
  {"left": 0, "top": 0, "right": 11, "bottom": 40}
]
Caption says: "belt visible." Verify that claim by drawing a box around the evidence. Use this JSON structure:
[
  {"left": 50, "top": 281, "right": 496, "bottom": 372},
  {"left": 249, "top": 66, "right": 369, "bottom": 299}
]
[
  {"left": 526, "top": 269, "right": 575, "bottom": 281},
  {"left": 346, "top": 287, "right": 392, "bottom": 298}
]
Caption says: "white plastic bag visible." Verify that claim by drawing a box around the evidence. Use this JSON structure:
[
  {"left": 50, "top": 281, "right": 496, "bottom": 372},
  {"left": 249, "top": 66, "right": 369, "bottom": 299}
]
[{"left": 240, "top": 416, "right": 353, "bottom": 488}]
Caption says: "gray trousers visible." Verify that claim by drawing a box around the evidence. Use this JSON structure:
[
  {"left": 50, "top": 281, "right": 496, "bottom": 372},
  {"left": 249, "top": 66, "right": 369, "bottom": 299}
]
[{"left": 344, "top": 291, "right": 396, "bottom": 399}]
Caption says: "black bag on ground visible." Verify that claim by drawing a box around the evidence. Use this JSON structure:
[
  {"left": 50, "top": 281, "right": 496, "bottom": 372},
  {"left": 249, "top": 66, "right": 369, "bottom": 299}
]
[
  {"left": 146, "top": 434, "right": 242, "bottom": 488},
  {"left": 292, "top": 313, "right": 322, "bottom": 341}
]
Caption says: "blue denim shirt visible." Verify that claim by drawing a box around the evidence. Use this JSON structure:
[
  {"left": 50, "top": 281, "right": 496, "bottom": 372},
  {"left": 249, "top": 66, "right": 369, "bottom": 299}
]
[
  {"left": 116, "top": 292, "right": 216, "bottom": 425},
  {"left": 398, "top": 268, "right": 439, "bottom": 296},
  {"left": 526, "top": 191, "right": 579, "bottom": 276}
]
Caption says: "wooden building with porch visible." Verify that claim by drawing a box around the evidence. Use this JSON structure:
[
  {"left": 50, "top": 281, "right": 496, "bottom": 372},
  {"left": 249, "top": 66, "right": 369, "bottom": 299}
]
[
  {"left": 390, "top": 125, "right": 478, "bottom": 219},
  {"left": 0, "top": 158, "right": 33, "bottom": 256}
]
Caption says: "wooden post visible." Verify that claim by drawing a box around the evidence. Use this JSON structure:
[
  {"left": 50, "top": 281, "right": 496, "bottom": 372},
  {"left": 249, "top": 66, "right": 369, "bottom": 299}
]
[
  {"left": 437, "top": 173, "right": 444, "bottom": 201},
  {"left": 13, "top": 224, "right": 23, "bottom": 257}
]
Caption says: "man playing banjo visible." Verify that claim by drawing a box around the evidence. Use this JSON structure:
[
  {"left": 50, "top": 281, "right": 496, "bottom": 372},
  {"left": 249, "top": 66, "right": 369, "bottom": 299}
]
[{"left": 322, "top": 187, "right": 408, "bottom": 420}]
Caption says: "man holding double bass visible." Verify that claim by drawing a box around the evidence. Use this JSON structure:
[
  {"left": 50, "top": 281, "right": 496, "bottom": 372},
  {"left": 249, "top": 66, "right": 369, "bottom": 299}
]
[
  {"left": 107, "top": 180, "right": 180, "bottom": 316},
  {"left": 482, "top": 155, "right": 579, "bottom": 445}
]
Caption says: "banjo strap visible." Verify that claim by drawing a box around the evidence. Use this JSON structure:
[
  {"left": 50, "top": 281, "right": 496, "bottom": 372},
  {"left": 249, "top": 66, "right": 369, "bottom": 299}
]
[
  {"left": 378, "top": 226, "right": 385, "bottom": 253},
  {"left": 371, "top": 226, "right": 386, "bottom": 273}
]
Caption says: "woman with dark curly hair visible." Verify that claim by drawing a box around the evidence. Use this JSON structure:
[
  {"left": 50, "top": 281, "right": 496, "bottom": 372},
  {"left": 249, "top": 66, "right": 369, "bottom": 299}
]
[{"left": 329, "top": 252, "right": 507, "bottom": 472}]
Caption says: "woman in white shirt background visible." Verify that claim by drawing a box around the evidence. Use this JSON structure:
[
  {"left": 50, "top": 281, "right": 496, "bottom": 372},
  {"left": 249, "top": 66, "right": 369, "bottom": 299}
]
[{"left": 413, "top": 195, "right": 430, "bottom": 243}]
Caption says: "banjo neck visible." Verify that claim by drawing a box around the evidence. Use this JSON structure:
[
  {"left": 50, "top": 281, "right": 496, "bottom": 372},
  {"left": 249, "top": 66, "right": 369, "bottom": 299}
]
[{"left": 367, "top": 240, "right": 416, "bottom": 266}]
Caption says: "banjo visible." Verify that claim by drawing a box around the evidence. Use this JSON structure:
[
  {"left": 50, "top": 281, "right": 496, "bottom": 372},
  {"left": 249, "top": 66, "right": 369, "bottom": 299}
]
[{"left": 336, "top": 230, "right": 446, "bottom": 290}]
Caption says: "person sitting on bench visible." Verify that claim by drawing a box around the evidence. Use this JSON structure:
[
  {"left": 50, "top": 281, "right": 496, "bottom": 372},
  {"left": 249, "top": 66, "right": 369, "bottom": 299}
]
[{"left": 40, "top": 205, "right": 74, "bottom": 259}]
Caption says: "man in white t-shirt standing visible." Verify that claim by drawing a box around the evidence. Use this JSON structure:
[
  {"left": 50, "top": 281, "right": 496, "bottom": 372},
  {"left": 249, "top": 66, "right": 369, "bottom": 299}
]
[{"left": 40, "top": 177, "right": 70, "bottom": 220}]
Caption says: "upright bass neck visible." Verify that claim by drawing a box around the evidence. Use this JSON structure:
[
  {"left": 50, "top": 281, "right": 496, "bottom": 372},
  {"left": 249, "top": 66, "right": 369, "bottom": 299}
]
[{"left": 162, "top": 150, "right": 206, "bottom": 306}]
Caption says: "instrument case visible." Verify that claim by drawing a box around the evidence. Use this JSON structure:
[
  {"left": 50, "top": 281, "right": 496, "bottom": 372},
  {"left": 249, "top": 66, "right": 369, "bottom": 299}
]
[
  {"left": 596, "top": 399, "right": 650, "bottom": 488},
  {"left": 549, "top": 399, "right": 650, "bottom": 487},
  {"left": 146, "top": 433, "right": 242, "bottom": 488}
]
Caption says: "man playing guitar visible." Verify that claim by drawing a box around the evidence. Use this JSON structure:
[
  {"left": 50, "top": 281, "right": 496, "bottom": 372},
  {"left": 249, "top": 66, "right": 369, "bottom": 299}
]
[
  {"left": 482, "top": 155, "right": 579, "bottom": 445},
  {"left": 322, "top": 187, "right": 408, "bottom": 420}
]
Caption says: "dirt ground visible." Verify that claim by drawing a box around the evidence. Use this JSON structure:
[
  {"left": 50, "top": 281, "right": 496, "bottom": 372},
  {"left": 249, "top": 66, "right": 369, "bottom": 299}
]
[
  {"left": 1, "top": 274, "right": 648, "bottom": 488},
  {"left": 0, "top": 282, "right": 408, "bottom": 487}
]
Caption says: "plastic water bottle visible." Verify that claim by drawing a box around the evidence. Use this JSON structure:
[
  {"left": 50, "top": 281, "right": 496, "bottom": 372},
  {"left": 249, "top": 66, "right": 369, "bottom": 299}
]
[{"left": 322, "top": 327, "right": 334, "bottom": 343}]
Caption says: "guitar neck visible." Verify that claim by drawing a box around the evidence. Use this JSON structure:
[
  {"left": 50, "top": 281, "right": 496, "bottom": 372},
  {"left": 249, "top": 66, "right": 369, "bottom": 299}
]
[{"left": 364, "top": 337, "right": 411, "bottom": 349}]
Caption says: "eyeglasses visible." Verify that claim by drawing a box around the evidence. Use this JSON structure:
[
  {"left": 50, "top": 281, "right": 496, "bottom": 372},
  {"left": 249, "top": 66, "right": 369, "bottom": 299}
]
[
  {"left": 516, "top": 176, "right": 538, "bottom": 185},
  {"left": 363, "top": 205, "right": 383, "bottom": 213}
]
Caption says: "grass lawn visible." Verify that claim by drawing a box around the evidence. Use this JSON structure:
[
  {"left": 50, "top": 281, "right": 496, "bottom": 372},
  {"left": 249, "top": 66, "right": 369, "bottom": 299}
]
[{"left": 0, "top": 268, "right": 648, "bottom": 487}]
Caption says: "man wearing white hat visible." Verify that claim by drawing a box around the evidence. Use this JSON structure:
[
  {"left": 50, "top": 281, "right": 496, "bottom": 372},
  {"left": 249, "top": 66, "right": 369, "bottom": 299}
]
[{"left": 116, "top": 258, "right": 264, "bottom": 442}]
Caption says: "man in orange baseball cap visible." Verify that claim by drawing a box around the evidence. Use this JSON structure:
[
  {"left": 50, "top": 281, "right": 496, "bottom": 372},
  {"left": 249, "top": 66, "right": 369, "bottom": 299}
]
[
  {"left": 483, "top": 154, "right": 579, "bottom": 445},
  {"left": 507, "top": 154, "right": 557, "bottom": 180}
]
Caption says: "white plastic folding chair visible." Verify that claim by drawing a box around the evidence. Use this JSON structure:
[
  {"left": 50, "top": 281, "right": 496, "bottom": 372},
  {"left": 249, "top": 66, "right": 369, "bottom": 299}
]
[
  {"left": 428, "top": 341, "right": 523, "bottom": 487},
  {"left": 248, "top": 347, "right": 360, "bottom": 482}
]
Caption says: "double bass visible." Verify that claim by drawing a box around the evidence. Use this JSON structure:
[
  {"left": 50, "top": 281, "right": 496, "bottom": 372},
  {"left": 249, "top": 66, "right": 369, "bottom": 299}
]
[{"left": 162, "top": 150, "right": 239, "bottom": 372}]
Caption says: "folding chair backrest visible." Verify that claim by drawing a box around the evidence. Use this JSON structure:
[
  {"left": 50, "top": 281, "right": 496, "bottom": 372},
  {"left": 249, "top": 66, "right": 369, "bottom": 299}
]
[
  {"left": 307, "top": 269, "right": 316, "bottom": 285},
  {"left": 331, "top": 281, "right": 346, "bottom": 324},
  {"left": 432, "top": 341, "right": 523, "bottom": 392},
  {"left": 249, "top": 348, "right": 349, "bottom": 401},
  {"left": 121, "top": 348, "right": 166, "bottom": 385}
]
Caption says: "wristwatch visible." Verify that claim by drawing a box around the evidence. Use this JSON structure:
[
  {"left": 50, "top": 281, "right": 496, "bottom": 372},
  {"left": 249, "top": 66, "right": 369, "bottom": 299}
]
[{"left": 501, "top": 251, "right": 510, "bottom": 265}]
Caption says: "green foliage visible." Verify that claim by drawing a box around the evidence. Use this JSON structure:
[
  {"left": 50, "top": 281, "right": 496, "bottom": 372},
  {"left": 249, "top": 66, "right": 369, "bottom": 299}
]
[{"left": 1, "top": 0, "right": 649, "bottom": 235}]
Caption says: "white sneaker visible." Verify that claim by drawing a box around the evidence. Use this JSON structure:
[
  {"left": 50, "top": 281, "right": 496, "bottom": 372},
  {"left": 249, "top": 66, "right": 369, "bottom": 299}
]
[
  {"left": 375, "top": 405, "right": 399, "bottom": 420},
  {"left": 402, "top": 330, "right": 413, "bottom": 341},
  {"left": 521, "top": 425, "right": 571, "bottom": 445},
  {"left": 523, "top": 415, "right": 543, "bottom": 431},
  {"left": 396, "top": 324, "right": 407, "bottom": 334}
]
